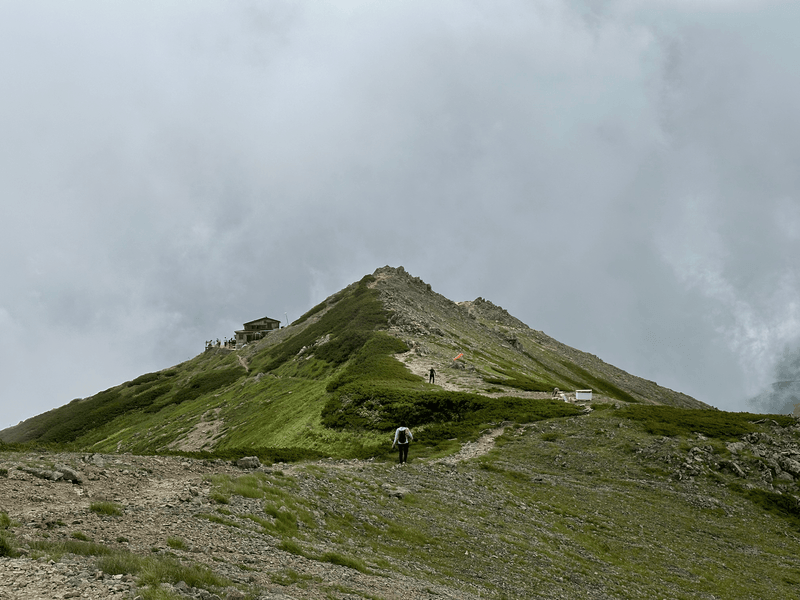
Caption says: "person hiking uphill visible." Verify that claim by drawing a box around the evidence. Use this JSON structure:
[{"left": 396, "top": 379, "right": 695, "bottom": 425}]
[
  {"left": 391, "top": 425, "right": 413, "bottom": 464},
  {"left": 429, "top": 367, "right": 436, "bottom": 384}
]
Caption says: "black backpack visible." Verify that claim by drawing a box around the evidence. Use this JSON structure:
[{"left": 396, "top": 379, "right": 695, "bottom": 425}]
[{"left": 398, "top": 428, "right": 407, "bottom": 444}]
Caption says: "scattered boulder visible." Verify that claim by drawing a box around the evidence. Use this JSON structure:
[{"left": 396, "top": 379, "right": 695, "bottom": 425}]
[
  {"left": 381, "top": 483, "right": 410, "bottom": 499},
  {"left": 726, "top": 442, "right": 746, "bottom": 454},
  {"left": 779, "top": 456, "right": 800, "bottom": 478},
  {"left": 54, "top": 464, "right": 83, "bottom": 484},
  {"left": 719, "top": 460, "right": 747, "bottom": 478},
  {"left": 236, "top": 456, "right": 261, "bottom": 469}
]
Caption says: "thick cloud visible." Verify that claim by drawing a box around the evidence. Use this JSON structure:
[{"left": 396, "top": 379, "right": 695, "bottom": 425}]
[{"left": 1, "top": 0, "right": 798, "bottom": 428}]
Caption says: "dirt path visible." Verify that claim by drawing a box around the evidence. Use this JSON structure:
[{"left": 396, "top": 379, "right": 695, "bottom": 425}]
[{"left": 431, "top": 425, "right": 508, "bottom": 466}]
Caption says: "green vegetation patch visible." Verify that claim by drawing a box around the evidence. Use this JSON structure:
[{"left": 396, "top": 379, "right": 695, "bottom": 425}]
[
  {"left": 204, "top": 472, "right": 314, "bottom": 540},
  {"left": 324, "top": 385, "right": 582, "bottom": 450},
  {"left": 618, "top": 406, "right": 794, "bottom": 440},
  {"left": 0, "top": 515, "right": 17, "bottom": 558},
  {"left": 90, "top": 501, "right": 124, "bottom": 516},
  {"left": 251, "top": 275, "right": 390, "bottom": 374},
  {"left": 8, "top": 369, "right": 179, "bottom": 444},
  {"left": 166, "top": 537, "right": 188, "bottom": 550},
  {"left": 729, "top": 483, "right": 800, "bottom": 528},
  {"left": 146, "top": 367, "right": 243, "bottom": 413},
  {"left": 320, "top": 551, "right": 370, "bottom": 574},
  {"left": 326, "top": 332, "right": 416, "bottom": 392},
  {"left": 483, "top": 369, "right": 556, "bottom": 393},
  {"left": 29, "top": 537, "right": 114, "bottom": 560}
]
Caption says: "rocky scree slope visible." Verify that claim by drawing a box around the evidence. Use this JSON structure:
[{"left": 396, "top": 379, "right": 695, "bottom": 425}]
[
  {"left": 369, "top": 266, "right": 707, "bottom": 408},
  {"left": 3, "top": 408, "right": 800, "bottom": 599}
]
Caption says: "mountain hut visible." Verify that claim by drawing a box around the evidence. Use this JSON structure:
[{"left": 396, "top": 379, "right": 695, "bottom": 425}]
[{"left": 235, "top": 316, "right": 281, "bottom": 348}]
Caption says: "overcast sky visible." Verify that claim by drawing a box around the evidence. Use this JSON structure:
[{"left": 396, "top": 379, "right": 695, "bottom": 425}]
[{"left": 2, "top": 0, "right": 799, "bottom": 430}]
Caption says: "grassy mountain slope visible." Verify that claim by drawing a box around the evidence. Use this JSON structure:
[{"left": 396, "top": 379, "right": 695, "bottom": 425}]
[{"left": 2, "top": 267, "right": 708, "bottom": 458}]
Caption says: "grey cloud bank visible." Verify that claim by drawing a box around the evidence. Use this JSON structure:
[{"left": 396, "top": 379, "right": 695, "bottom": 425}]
[{"left": 1, "top": 0, "right": 798, "bottom": 429}]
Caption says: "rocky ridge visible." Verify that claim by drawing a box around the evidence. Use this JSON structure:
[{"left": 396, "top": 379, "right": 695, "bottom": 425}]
[{"left": 369, "top": 266, "right": 707, "bottom": 408}]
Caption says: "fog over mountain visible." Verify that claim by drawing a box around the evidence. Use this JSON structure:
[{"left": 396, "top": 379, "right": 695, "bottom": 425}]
[{"left": 1, "top": 0, "right": 799, "bottom": 428}]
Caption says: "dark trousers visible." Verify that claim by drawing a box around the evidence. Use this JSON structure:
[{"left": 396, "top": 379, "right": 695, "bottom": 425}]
[{"left": 398, "top": 443, "right": 409, "bottom": 463}]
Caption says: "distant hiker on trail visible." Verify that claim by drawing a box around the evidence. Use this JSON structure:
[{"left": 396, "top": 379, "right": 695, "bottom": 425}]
[
  {"left": 392, "top": 426, "right": 413, "bottom": 464},
  {"left": 429, "top": 367, "right": 436, "bottom": 384}
]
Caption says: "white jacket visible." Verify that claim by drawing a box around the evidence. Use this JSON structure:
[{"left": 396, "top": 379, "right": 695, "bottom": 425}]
[{"left": 392, "top": 427, "right": 413, "bottom": 446}]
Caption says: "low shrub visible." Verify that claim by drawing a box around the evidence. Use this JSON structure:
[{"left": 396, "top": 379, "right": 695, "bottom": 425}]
[
  {"left": 0, "top": 531, "right": 17, "bottom": 557},
  {"left": 148, "top": 367, "right": 243, "bottom": 413},
  {"left": 254, "top": 275, "right": 390, "bottom": 374},
  {"left": 264, "top": 504, "right": 298, "bottom": 536},
  {"left": 320, "top": 551, "right": 370, "bottom": 574},
  {"left": 98, "top": 549, "right": 231, "bottom": 591},
  {"left": 166, "top": 537, "right": 188, "bottom": 550},
  {"left": 483, "top": 370, "right": 555, "bottom": 393},
  {"left": 323, "top": 385, "right": 582, "bottom": 441},
  {"left": 730, "top": 483, "right": 800, "bottom": 527},
  {"left": 29, "top": 538, "right": 113, "bottom": 559},
  {"left": 278, "top": 539, "right": 308, "bottom": 557},
  {"left": 619, "top": 406, "right": 794, "bottom": 440},
  {"left": 90, "top": 501, "right": 123, "bottom": 516}
]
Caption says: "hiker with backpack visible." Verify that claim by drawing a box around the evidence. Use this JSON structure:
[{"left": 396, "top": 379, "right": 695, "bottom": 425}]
[{"left": 391, "top": 425, "right": 413, "bottom": 464}]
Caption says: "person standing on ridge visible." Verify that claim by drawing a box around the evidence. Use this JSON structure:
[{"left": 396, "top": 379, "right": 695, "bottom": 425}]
[
  {"left": 391, "top": 425, "right": 413, "bottom": 464},
  {"left": 429, "top": 367, "right": 436, "bottom": 384}
]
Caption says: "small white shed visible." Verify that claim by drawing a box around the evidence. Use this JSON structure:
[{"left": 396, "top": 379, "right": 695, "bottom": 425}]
[{"left": 575, "top": 389, "right": 593, "bottom": 401}]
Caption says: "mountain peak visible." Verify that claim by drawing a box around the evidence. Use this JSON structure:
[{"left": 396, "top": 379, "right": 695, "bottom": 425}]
[{"left": 1, "top": 267, "right": 708, "bottom": 453}]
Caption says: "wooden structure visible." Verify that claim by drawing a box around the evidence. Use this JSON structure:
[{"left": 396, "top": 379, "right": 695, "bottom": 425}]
[{"left": 235, "top": 317, "right": 281, "bottom": 347}]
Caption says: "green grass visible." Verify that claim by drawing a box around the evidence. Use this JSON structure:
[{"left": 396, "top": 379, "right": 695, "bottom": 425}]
[
  {"left": 90, "top": 501, "right": 123, "bottom": 516},
  {"left": 205, "top": 472, "right": 314, "bottom": 541},
  {"left": 195, "top": 513, "right": 241, "bottom": 528},
  {"left": 618, "top": 405, "right": 794, "bottom": 439},
  {"left": 17, "top": 406, "right": 787, "bottom": 598},
  {"left": 323, "top": 385, "right": 582, "bottom": 443},
  {"left": 166, "top": 537, "right": 188, "bottom": 550},
  {"left": 0, "top": 531, "right": 17, "bottom": 557},
  {"left": 271, "top": 568, "right": 316, "bottom": 586},
  {"left": 483, "top": 368, "right": 556, "bottom": 393},
  {"left": 29, "top": 538, "right": 114, "bottom": 560},
  {"left": 320, "top": 551, "right": 370, "bottom": 574},
  {"left": 251, "top": 275, "right": 389, "bottom": 374},
  {"left": 730, "top": 483, "right": 800, "bottom": 527},
  {"left": 96, "top": 547, "right": 232, "bottom": 594}
]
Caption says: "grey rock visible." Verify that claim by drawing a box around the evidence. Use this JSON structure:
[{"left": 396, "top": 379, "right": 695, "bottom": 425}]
[
  {"left": 719, "top": 460, "right": 746, "bottom": 478},
  {"left": 381, "top": 483, "right": 410, "bottom": 499},
  {"left": 779, "top": 457, "right": 800, "bottom": 477},
  {"left": 55, "top": 464, "right": 84, "bottom": 484},
  {"left": 726, "top": 442, "right": 746, "bottom": 454},
  {"left": 236, "top": 456, "right": 261, "bottom": 469}
]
